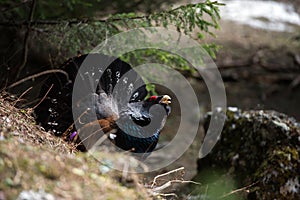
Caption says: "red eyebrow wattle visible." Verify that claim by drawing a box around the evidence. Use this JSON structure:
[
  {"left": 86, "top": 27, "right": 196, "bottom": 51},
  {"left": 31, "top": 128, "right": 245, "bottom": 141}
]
[{"left": 149, "top": 96, "right": 157, "bottom": 101}]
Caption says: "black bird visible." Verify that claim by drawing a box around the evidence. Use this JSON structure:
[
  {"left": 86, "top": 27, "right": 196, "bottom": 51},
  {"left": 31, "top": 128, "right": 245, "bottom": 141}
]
[{"left": 36, "top": 54, "right": 171, "bottom": 155}]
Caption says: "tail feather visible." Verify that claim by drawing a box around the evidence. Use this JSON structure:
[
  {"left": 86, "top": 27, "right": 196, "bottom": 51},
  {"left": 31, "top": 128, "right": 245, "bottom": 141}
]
[{"left": 36, "top": 53, "right": 148, "bottom": 135}]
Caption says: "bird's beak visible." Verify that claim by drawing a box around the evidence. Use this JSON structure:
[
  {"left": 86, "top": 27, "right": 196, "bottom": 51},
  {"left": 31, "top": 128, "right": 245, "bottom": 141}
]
[{"left": 159, "top": 95, "right": 171, "bottom": 105}]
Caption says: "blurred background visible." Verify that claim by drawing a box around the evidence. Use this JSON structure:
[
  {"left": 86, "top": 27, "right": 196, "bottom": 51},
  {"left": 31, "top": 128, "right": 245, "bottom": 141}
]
[{"left": 1, "top": 0, "right": 299, "bottom": 118}]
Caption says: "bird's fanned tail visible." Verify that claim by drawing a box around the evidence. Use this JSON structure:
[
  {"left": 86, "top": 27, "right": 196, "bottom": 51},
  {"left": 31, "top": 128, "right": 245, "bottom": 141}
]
[{"left": 35, "top": 53, "right": 171, "bottom": 156}]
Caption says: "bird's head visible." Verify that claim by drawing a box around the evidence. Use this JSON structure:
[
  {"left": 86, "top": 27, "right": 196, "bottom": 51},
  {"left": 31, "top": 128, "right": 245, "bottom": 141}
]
[
  {"left": 145, "top": 95, "right": 171, "bottom": 115},
  {"left": 158, "top": 95, "right": 172, "bottom": 105}
]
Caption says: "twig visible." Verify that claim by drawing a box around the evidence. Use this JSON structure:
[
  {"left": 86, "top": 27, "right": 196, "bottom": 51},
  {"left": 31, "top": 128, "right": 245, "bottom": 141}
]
[
  {"left": 0, "top": 15, "right": 141, "bottom": 27},
  {"left": 151, "top": 166, "right": 185, "bottom": 188},
  {"left": 219, "top": 181, "right": 259, "bottom": 199},
  {"left": 31, "top": 84, "right": 53, "bottom": 110},
  {"left": 62, "top": 109, "right": 91, "bottom": 137},
  {"left": 1, "top": 0, "right": 31, "bottom": 13},
  {"left": 149, "top": 167, "right": 201, "bottom": 198},
  {"left": 122, "top": 160, "right": 129, "bottom": 183},
  {"left": 0, "top": 1, "right": 223, "bottom": 27},
  {"left": 204, "top": 184, "right": 209, "bottom": 198},
  {"left": 75, "top": 127, "right": 107, "bottom": 149},
  {"left": 12, "top": 86, "right": 33, "bottom": 106},
  {"left": 152, "top": 192, "right": 178, "bottom": 198},
  {"left": 70, "top": 116, "right": 115, "bottom": 148},
  {"left": 16, "top": 0, "right": 36, "bottom": 79},
  {"left": 7, "top": 69, "right": 69, "bottom": 89},
  {"left": 290, "top": 75, "right": 300, "bottom": 89},
  {"left": 152, "top": 180, "right": 201, "bottom": 192}
]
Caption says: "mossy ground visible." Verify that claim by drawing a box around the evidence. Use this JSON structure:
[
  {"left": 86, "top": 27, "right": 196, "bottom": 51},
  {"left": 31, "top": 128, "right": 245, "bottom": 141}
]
[{"left": 0, "top": 93, "right": 149, "bottom": 200}]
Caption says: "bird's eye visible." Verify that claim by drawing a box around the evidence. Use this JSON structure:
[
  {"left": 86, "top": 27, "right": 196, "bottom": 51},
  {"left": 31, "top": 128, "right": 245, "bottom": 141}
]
[{"left": 133, "top": 92, "right": 139, "bottom": 98}]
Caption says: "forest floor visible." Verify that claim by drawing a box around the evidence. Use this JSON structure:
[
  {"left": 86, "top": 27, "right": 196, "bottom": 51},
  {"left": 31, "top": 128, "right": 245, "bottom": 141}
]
[{"left": 0, "top": 93, "right": 150, "bottom": 200}]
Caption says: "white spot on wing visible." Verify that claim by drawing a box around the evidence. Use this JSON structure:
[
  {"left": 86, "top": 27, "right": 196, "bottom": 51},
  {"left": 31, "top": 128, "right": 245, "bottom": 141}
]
[{"left": 109, "top": 133, "right": 117, "bottom": 140}]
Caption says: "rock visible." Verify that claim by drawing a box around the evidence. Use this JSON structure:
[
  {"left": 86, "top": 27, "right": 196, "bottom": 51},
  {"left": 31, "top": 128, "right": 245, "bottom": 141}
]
[
  {"left": 17, "top": 190, "right": 55, "bottom": 200},
  {"left": 195, "top": 108, "right": 300, "bottom": 199}
]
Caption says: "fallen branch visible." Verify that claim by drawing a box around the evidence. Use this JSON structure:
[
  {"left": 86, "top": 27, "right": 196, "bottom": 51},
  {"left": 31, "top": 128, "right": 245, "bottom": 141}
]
[
  {"left": 7, "top": 69, "right": 69, "bottom": 89},
  {"left": 152, "top": 180, "right": 201, "bottom": 193},
  {"left": 149, "top": 167, "right": 201, "bottom": 199},
  {"left": 31, "top": 84, "right": 53, "bottom": 110},
  {"left": 151, "top": 166, "right": 185, "bottom": 188}
]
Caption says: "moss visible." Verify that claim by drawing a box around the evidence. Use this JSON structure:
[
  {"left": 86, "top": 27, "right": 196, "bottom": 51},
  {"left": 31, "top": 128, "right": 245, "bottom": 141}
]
[
  {"left": 37, "top": 163, "right": 61, "bottom": 180},
  {"left": 0, "top": 138, "right": 149, "bottom": 199},
  {"left": 194, "top": 108, "right": 300, "bottom": 199},
  {"left": 0, "top": 95, "right": 149, "bottom": 200}
]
